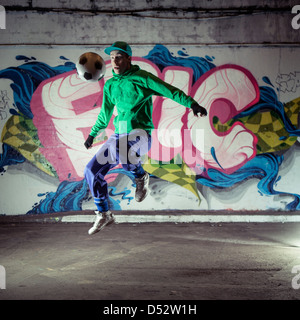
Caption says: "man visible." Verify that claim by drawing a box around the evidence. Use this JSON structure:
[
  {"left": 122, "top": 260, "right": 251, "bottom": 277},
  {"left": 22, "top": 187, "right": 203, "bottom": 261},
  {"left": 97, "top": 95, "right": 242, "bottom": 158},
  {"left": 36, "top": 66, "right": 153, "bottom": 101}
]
[{"left": 84, "top": 41, "right": 207, "bottom": 235}]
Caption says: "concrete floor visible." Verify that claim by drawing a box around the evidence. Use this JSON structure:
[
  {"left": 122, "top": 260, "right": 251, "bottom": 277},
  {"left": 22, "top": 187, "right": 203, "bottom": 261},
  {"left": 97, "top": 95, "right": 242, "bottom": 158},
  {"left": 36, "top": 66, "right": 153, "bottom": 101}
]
[{"left": 1, "top": 219, "right": 300, "bottom": 300}]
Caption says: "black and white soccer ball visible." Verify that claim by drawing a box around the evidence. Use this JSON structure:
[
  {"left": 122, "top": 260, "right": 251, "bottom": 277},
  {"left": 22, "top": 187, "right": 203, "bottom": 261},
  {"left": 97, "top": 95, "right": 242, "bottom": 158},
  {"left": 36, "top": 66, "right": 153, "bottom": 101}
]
[{"left": 76, "top": 52, "right": 106, "bottom": 82}]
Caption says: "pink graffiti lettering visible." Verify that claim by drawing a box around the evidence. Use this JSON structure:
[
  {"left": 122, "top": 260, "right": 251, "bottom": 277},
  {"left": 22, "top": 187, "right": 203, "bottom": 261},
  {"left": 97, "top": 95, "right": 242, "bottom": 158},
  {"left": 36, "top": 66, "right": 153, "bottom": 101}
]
[
  {"left": 31, "top": 67, "right": 114, "bottom": 181},
  {"left": 150, "top": 64, "right": 260, "bottom": 175},
  {"left": 189, "top": 64, "right": 260, "bottom": 174},
  {"left": 31, "top": 59, "right": 260, "bottom": 182}
]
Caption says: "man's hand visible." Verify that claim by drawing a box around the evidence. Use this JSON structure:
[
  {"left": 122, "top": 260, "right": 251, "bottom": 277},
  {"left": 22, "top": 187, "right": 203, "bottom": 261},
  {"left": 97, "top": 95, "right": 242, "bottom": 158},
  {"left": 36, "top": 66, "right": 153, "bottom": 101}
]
[
  {"left": 84, "top": 135, "right": 94, "bottom": 149},
  {"left": 191, "top": 103, "right": 207, "bottom": 117}
]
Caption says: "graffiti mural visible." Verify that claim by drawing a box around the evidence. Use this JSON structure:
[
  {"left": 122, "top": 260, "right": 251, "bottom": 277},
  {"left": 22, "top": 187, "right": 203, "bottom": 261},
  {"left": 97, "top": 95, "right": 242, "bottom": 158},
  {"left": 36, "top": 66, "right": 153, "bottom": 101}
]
[{"left": 0, "top": 45, "right": 300, "bottom": 214}]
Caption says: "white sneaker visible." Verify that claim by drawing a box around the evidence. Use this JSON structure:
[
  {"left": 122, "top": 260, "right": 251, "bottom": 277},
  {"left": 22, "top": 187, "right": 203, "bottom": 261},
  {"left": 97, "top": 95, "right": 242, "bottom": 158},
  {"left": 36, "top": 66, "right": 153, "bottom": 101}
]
[
  {"left": 88, "top": 211, "right": 115, "bottom": 235},
  {"left": 135, "top": 172, "right": 150, "bottom": 202}
]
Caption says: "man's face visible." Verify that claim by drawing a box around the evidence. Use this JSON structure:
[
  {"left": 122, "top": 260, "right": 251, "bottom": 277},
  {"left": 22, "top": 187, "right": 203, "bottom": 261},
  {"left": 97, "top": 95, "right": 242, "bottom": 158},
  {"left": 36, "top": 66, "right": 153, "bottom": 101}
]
[{"left": 110, "top": 50, "right": 131, "bottom": 75}]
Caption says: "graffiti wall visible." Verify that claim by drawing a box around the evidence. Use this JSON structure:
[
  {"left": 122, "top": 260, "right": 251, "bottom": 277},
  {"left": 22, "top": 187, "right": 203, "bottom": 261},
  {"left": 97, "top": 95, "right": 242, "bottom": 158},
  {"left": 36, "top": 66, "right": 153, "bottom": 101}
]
[{"left": 0, "top": 45, "right": 300, "bottom": 215}]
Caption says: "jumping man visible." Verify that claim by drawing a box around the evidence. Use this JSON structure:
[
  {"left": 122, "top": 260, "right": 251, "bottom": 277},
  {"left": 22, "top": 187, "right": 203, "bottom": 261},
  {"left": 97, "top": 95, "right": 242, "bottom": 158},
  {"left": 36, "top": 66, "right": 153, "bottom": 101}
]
[{"left": 84, "top": 41, "right": 207, "bottom": 235}]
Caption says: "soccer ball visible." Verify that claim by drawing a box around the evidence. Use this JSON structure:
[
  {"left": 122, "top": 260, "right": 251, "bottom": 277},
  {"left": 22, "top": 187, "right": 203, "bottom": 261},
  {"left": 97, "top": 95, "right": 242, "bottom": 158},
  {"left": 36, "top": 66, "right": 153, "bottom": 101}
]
[{"left": 76, "top": 52, "right": 106, "bottom": 82}]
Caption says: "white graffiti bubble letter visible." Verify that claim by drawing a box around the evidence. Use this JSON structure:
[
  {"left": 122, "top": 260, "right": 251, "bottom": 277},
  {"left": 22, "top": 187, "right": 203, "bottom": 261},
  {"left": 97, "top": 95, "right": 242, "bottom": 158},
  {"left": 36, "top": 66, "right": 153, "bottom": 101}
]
[
  {"left": 292, "top": 5, "right": 300, "bottom": 30},
  {"left": 0, "top": 265, "right": 5, "bottom": 289},
  {"left": 291, "top": 265, "right": 300, "bottom": 290},
  {"left": 0, "top": 5, "right": 5, "bottom": 29}
]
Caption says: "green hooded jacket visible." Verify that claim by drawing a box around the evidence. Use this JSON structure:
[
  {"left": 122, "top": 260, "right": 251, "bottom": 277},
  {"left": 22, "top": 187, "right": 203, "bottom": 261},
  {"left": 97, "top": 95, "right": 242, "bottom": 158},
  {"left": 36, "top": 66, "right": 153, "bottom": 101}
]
[{"left": 90, "top": 64, "right": 196, "bottom": 137}]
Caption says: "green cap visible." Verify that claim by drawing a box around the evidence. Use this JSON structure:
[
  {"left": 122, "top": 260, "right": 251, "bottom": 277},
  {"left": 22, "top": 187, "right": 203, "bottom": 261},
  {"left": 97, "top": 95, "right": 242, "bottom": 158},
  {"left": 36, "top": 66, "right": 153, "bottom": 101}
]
[{"left": 104, "top": 41, "right": 132, "bottom": 56}]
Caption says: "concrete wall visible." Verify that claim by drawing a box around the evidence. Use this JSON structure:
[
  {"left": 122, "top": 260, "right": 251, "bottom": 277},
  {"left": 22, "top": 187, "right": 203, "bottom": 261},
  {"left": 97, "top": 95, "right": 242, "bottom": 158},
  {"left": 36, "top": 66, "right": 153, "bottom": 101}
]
[
  {"left": 1, "top": 0, "right": 300, "bottom": 45},
  {"left": 0, "top": 1, "right": 300, "bottom": 215}
]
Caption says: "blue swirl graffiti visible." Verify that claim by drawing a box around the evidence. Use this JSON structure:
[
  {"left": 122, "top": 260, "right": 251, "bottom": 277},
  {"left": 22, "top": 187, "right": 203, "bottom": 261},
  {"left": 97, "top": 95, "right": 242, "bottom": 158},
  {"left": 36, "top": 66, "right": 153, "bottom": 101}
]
[
  {"left": 197, "top": 153, "right": 300, "bottom": 210},
  {"left": 108, "top": 186, "right": 134, "bottom": 208},
  {"left": 0, "top": 56, "right": 75, "bottom": 118},
  {"left": 143, "top": 44, "right": 216, "bottom": 84},
  {"left": 28, "top": 179, "right": 89, "bottom": 214}
]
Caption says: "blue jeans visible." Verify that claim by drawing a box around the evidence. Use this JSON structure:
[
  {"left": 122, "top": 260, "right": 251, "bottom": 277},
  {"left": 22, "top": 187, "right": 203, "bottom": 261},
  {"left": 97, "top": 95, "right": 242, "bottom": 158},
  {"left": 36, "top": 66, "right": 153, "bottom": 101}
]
[{"left": 84, "top": 129, "right": 151, "bottom": 210}]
